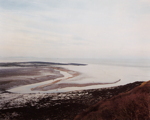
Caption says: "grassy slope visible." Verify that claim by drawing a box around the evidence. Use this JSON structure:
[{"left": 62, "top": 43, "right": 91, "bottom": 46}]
[{"left": 74, "top": 80, "right": 150, "bottom": 120}]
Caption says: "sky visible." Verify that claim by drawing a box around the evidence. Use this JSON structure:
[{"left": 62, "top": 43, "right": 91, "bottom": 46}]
[{"left": 0, "top": 0, "right": 150, "bottom": 60}]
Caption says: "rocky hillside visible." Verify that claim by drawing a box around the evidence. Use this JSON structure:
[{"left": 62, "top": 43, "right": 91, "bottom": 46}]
[
  {"left": 0, "top": 81, "right": 144, "bottom": 120},
  {"left": 74, "top": 80, "right": 150, "bottom": 120}
]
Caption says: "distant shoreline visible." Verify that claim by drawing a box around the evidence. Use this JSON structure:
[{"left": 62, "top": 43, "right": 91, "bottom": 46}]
[{"left": 0, "top": 61, "right": 87, "bottom": 67}]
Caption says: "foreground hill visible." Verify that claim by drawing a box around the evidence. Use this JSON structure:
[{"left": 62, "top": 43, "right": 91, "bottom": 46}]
[{"left": 74, "top": 80, "right": 150, "bottom": 120}]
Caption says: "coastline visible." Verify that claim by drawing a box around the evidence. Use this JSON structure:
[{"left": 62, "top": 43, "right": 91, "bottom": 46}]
[
  {"left": 0, "top": 66, "right": 63, "bottom": 92},
  {"left": 0, "top": 62, "right": 84, "bottom": 93},
  {"left": 0, "top": 61, "right": 149, "bottom": 120},
  {"left": 0, "top": 62, "right": 123, "bottom": 93},
  {"left": 0, "top": 81, "right": 144, "bottom": 120}
]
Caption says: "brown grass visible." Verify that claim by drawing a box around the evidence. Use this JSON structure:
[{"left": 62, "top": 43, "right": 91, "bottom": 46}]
[{"left": 74, "top": 80, "right": 150, "bottom": 120}]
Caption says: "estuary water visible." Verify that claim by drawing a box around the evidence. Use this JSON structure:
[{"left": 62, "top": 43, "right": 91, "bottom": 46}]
[
  {"left": 61, "top": 63, "right": 150, "bottom": 91},
  {"left": 1, "top": 58, "right": 150, "bottom": 93}
]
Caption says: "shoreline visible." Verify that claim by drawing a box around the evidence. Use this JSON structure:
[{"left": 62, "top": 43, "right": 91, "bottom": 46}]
[
  {"left": 0, "top": 81, "right": 144, "bottom": 120},
  {"left": 0, "top": 62, "right": 122, "bottom": 93},
  {"left": 0, "top": 66, "right": 63, "bottom": 91},
  {"left": 0, "top": 61, "right": 86, "bottom": 92},
  {"left": 1, "top": 61, "right": 149, "bottom": 94},
  {"left": 8, "top": 69, "right": 73, "bottom": 93}
]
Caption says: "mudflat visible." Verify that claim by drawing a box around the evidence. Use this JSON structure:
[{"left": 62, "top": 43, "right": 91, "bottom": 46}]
[
  {"left": 0, "top": 62, "right": 120, "bottom": 93},
  {"left": 0, "top": 66, "right": 64, "bottom": 91},
  {"left": 0, "top": 62, "right": 85, "bottom": 91}
]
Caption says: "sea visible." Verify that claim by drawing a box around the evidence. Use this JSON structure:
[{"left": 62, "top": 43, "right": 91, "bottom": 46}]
[{"left": 0, "top": 57, "right": 150, "bottom": 93}]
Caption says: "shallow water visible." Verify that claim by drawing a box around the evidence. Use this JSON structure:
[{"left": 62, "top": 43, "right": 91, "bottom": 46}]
[
  {"left": 7, "top": 63, "right": 150, "bottom": 93},
  {"left": 64, "top": 64, "right": 150, "bottom": 83},
  {"left": 1, "top": 58, "right": 150, "bottom": 93},
  {"left": 61, "top": 64, "right": 150, "bottom": 91}
]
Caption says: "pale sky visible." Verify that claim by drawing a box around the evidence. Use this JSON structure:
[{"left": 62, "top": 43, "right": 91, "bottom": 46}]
[{"left": 0, "top": 0, "right": 150, "bottom": 59}]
